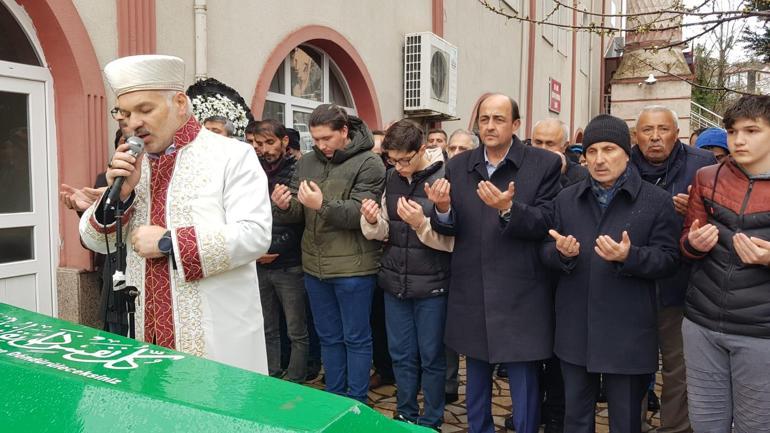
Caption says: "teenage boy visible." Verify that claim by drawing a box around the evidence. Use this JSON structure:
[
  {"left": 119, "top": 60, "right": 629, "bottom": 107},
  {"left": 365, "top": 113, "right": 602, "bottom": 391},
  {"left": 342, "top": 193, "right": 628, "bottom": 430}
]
[{"left": 681, "top": 95, "right": 770, "bottom": 432}]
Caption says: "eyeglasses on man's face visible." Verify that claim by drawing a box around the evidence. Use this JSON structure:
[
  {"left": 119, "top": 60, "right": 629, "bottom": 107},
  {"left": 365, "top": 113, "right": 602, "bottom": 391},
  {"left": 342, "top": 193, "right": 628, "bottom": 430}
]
[
  {"left": 386, "top": 151, "right": 419, "bottom": 167},
  {"left": 110, "top": 107, "right": 131, "bottom": 121}
]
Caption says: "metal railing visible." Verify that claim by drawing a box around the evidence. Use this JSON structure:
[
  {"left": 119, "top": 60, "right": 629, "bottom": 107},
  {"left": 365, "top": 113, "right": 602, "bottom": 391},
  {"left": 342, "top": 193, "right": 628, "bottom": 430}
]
[{"left": 691, "top": 101, "right": 723, "bottom": 131}]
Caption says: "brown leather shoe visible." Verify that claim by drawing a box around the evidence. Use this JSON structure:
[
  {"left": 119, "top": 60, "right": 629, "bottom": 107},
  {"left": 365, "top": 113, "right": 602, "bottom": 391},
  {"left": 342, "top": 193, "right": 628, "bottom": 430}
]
[{"left": 369, "top": 372, "right": 384, "bottom": 389}]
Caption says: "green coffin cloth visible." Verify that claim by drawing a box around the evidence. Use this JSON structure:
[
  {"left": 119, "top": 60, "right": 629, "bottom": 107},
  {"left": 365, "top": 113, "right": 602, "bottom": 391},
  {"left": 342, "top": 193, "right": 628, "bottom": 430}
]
[{"left": 0, "top": 303, "right": 429, "bottom": 433}]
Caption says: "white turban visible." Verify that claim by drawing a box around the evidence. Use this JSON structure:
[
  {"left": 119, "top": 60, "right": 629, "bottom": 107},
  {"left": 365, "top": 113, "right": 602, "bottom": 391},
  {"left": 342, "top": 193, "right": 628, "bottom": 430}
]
[{"left": 104, "top": 54, "right": 185, "bottom": 97}]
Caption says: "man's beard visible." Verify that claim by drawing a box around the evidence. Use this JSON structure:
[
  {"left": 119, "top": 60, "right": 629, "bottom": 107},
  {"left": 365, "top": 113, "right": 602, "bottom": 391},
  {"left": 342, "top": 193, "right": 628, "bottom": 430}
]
[{"left": 262, "top": 152, "right": 283, "bottom": 164}]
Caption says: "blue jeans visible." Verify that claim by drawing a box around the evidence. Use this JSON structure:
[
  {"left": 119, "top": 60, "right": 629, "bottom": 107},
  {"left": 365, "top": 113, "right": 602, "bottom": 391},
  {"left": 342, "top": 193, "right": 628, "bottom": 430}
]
[
  {"left": 384, "top": 292, "right": 447, "bottom": 428},
  {"left": 304, "top": 274, "right": 375, "bottom": 403}
]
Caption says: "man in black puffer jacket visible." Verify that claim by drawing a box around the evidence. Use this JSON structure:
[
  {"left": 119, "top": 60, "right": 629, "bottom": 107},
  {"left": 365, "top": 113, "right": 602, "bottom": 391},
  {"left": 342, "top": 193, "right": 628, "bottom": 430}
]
[
  {"left": 360, "top": 120, "right": 453, "bottom": 431},
  {"left": 252, "top": 119, "right": 308, "bottom": 383}
]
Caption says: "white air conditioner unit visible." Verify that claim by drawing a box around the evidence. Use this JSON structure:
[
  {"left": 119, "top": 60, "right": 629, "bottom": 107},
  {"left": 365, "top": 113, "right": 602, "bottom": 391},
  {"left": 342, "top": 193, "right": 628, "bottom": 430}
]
[{"left": 403, "top": 32, "right": 458, "bottom": 118}]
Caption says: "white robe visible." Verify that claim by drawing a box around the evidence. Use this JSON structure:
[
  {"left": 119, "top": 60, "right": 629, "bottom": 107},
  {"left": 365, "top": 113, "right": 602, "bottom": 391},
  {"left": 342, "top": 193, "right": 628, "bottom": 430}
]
[{"left": 80, "top": 119, "right": 271, "bottom": 374}]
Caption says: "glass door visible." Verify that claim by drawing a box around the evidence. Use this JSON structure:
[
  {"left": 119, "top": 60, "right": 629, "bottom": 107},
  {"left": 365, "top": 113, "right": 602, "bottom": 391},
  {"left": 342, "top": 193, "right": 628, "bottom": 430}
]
[{"left": 0, "top": 75, "right": 53, "bottom": 314}]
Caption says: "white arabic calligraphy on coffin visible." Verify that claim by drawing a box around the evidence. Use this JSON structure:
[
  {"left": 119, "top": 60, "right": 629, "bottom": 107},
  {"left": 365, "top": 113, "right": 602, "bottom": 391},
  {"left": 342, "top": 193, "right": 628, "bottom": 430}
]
[{"left": 0, "top": 313, "right": 184, "bottom": 370}]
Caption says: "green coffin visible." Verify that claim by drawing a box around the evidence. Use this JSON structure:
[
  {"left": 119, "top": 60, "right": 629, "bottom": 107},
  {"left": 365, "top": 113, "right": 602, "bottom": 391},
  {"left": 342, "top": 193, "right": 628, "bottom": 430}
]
[{"left": 0, "top": 303, "right": 428, "bottom": 433}]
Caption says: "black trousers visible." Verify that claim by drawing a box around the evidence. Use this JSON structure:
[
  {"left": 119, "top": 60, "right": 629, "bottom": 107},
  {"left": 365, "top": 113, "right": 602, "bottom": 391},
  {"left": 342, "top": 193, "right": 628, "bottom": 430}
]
[
  {"left": 541, "top": 356, "right": 565, "bottom": 421},
  {"left": 561, "top": 360, "right": 648, "bottom": 433},
  {"left": 99, "top": 251, "right": 129, "bottom": 336},
  {"left": 370, "top": 286, "right": 394, "bottom": 380}
]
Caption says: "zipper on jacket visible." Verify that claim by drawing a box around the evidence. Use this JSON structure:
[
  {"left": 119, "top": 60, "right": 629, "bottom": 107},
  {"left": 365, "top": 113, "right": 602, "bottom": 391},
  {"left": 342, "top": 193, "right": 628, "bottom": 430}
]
[
  {"left": 400, "top": 182, "right": 421, "bottom": 299},
  {"left": 315, "top": 161, "right": 331, "bottom": 279},
  {"left": 720, "top": 179, "right": 754, "bottom": 331},
  {"left": 402, "top": 208, "right": 411, "bottom": 299}
]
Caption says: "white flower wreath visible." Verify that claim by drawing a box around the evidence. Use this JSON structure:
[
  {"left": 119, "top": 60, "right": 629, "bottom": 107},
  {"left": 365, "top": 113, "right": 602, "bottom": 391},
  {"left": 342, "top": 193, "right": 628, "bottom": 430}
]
[{"left": 191, "top": 94, "right": 250, "bottom": 137}]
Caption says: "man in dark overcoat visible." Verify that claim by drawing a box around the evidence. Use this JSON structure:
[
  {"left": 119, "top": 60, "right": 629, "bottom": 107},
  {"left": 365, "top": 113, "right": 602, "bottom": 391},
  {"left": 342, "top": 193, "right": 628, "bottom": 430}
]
[
  {"left": 541, "top": 114, "right": 680, "bottom": 433},
  {"left": 429, "top": 94, "right": 562, "bottom": 433}
]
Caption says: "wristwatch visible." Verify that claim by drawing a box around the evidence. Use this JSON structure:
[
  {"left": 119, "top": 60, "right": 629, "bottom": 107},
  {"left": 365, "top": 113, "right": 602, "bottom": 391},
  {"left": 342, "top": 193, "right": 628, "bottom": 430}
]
[
  {"left": 499, "top": 207, "right": 512, "bottom": 220},
  {"left": 158, "top": 230, "right": 173, "bottom": 256}
]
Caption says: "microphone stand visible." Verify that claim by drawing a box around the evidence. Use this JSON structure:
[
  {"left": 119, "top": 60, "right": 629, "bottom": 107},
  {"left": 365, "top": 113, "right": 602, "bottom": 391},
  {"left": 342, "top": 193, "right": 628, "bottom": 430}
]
[{"left": 109, "top": 192, "right": 139, "bottom": 339}]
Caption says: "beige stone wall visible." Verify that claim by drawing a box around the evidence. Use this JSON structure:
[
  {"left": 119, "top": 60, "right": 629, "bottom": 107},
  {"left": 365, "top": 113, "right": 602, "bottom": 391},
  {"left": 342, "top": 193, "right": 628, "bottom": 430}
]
[
  {"left": 442, "top": 1, "right": 525, "bottom": 131},
  {"left": 161, "top": 0, "right": 431, "bottom": 128},
  {"left": 56, "top": 268, "right": 102, "bottom": 328},
  {"left": 72, "top": 0, "right": 611, "bottom": 137},
  {"left": 72, "top": 0, "right": 121, "bottom": 144},
  {"left": 529, "top": 17, "right": 572, "bottom": 132},
  {"left": 611, "top": 80, "right": 692, "bottom": 140}
]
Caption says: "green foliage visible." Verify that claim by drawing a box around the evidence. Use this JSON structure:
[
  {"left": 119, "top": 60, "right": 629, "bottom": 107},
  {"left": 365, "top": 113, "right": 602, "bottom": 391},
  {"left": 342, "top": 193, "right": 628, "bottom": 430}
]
[
  {"left": 692, "top": 44, "right": 724, "bottom": 112},
  {"left": 742, "top": 0, "right": 770, "bottom": 62}
]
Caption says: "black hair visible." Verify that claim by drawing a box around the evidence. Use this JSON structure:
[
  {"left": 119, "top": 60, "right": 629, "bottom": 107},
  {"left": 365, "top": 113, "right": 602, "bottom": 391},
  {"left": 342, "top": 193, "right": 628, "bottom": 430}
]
[
  {"left": 254, "top": 119, "right": 288, "bottom": 139},
  {"left": 428, "top": 128, "right": 447, "bottom": 139},
  {"left": 245, "top": 120, "right": 259, "bottom": 135},
  {"left": 382, "top": 119, "right": 424, "bottom": 153},
  {"left": 371, "top": 130, "right": 386, "bottom": 136},
  {"left": 476, "top": 93, "right": 521, "bottom": 123},
  {"left": 723, "top": 95, "right": 770, "bottom": 130},
  {"left": 309, "top": 104, "right": 349, "bottom": 131},
  {"left": 285, "top": 128, "right": 301, "bottom": 150}
]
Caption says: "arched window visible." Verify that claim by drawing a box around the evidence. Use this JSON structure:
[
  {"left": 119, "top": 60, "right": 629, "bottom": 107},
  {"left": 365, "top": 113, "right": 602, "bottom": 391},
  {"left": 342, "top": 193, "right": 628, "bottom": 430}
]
[
  {"left": 0, "top": 2, "right": 41, "bottom": 66},
  {"left": 262, "top": 44, "right": 356, "bottom": 150}
]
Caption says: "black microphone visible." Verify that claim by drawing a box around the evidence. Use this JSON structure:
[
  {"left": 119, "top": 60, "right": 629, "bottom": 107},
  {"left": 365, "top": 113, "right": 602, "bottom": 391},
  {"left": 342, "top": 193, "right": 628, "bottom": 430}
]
[{"left": 105, "top": 136, "right": 144, "bottom": 206}]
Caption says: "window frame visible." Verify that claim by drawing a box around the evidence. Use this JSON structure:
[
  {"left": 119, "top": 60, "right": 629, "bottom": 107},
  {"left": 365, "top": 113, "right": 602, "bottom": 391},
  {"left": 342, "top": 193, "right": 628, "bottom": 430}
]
[
  {"left": 579, "top": 12, "right": 590, "bottom": 75},
  {"left": 540, "top": 0, "right": 556, "bottom": 45},
  {"left": 556, "top": 4, "right": 569, "bottom": 56},
  {"left": 264, "top": 44, "right": 357, "bottom": 130}
]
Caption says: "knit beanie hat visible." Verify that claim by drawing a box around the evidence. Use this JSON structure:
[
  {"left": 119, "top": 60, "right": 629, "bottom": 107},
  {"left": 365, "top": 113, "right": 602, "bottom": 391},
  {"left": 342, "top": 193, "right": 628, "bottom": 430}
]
[
  {"left": 582, "top": 114, "right": 631, "bottom": 155},
  {"left": 695, "top": 127, "right": 728, "bottom": 152}
]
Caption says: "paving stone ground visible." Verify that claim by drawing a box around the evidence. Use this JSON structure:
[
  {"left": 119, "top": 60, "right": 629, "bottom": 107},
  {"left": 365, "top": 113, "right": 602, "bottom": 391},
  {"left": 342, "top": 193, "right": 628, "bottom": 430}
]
[{"left": 307, "top": 355, "right": 663, "bottom": 433}]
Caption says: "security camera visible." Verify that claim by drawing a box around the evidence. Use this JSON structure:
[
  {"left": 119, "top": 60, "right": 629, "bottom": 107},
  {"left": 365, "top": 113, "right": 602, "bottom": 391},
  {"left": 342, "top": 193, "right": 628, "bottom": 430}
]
[{"left": 644, "top": 74, "right": 657, "bottom": 85}]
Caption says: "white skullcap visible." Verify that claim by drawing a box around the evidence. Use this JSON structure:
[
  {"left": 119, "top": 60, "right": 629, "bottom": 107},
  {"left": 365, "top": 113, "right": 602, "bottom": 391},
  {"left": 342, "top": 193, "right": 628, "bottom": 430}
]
[{"left": 104, "top": 54, "right": 185, "bottom": 97}]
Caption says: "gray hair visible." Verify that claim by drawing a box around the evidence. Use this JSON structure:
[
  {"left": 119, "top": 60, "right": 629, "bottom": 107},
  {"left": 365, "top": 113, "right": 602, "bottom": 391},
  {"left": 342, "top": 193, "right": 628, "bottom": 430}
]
[
  {"left": 204, "top": 115, "right": 235, "bottom": 137},
  {"left": 532, "top": 118, "right": 569, "bottom": 145},
  {"left": 163, "top": 90, "right": 194, "bottom": 117},
  {"left": 448, "top": 129, "right": 480, "bottom": 148},
  {"left": 637, "top": 105, "right": 679, "bottom": 129}
]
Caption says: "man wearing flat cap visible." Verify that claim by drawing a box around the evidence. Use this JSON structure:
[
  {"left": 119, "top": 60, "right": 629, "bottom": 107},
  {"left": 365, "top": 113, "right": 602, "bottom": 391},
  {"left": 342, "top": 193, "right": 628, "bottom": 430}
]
[
  {"left": 79, "top": 55, "right": 272, "bottom": 373},
  {"left": 541, "top": 114, "right": 680, "bottom": 433}
]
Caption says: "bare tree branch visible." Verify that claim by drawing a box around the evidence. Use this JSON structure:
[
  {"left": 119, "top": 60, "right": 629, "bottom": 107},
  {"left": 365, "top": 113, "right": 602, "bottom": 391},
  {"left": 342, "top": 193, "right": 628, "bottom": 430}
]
[
  {"left": 635, "top": 56, "right": 756, "bottom": 96},
  {"left": 479, "top": 0, "right": 760, "bottom": 97},
  {"left": 551, "top": 0, "right": 757, "bottom": 19},
  {"left": 647, "top": 21, "right": 723, "bottom": 51},
  {"left": 478, "top": 0, "right": 769, "bottom": 34}
]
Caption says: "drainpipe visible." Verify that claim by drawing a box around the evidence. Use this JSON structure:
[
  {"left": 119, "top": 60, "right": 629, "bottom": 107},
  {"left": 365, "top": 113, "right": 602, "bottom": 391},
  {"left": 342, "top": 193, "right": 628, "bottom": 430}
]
[
  {"left": 525, "top": 0, "right": 537, "bottom": 138},
  {"left": 194, "top": 0, "right": 207, "bottom": 81}
]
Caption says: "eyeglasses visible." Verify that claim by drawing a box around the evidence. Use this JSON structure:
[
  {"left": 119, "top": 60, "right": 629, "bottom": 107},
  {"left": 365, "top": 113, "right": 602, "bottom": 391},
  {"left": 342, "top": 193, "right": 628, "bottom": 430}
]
[
  {"left": 386, "top": 152, "right": 419, "bottom": 167},
  {"left": 110, "top": 107, "right": 130, "bottom": 121}
]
